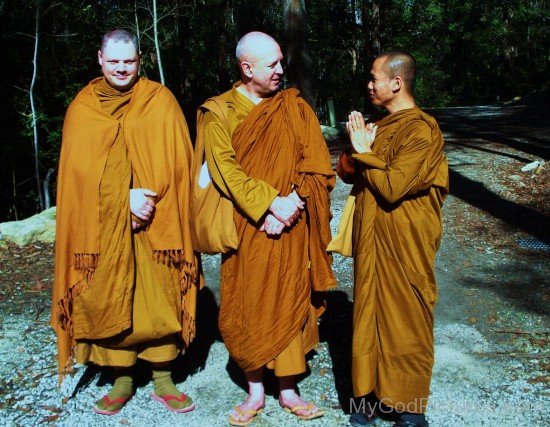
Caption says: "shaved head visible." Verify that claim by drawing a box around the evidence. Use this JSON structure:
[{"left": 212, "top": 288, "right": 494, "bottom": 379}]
[
  {"left": 236, "top": 31, "right": 280, "bottom": 63},
  {"left": 101, "top": 29, "right": 138, "bottom": 52},
  {"left": 378, "top": 51, "right": 417, "bottom": 93}
]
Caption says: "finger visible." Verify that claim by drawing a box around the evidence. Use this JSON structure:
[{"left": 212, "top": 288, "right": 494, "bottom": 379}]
[
  {"left": 275, "top": 214, "right": 291, "bottom": 227},
  {"left": 356, "top": 112, "right": 364, "bottom": 127},
  {"left": 142, "top": 189, "right": 158, "bottom": 197},
  {"left": 134, "top": 212, "right": 148, "bottom": 221},
  {"left": 353, "top": 111, "right": 360, "bottom": 130}
]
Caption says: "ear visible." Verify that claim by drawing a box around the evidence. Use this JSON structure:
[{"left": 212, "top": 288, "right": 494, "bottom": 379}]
[
  {"left": 98, "top": 50, "right": 103, "bottom": 66},
  {"left": 240, "top": 61, "right": 253, "bottom": 78},
  {"left": 391, "top": 76, "right": 402, "bottom": 92}
]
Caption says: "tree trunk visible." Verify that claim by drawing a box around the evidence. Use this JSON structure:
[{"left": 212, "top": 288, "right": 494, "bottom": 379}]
[
  {"left": 152, "top": 0, "right": 165, "bottom": 84},
  {"left": 30, "top": 0, "right": 44, "bottom": 211},
  {"left": 135, "top": 0, "right": 141, "bottom": 51},
  {"left": 43, "top": 168, "right": 53, "bottom": 209},
  {"left": 283, "top": 0, "right": 314, "bottom": 108},
  {"left": 362, "top": 0, "right": 381, "bottom": 113}
]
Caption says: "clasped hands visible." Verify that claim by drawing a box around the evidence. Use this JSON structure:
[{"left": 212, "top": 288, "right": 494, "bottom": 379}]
[
  {"left": 260, "top": 190, "right": 305, "bottom": 236},
  {"left": 130, "top": 188, "right": 157, "bottom": 230},
  {"left": 346, "top": 111, "right": 377, "bottom": 153}
]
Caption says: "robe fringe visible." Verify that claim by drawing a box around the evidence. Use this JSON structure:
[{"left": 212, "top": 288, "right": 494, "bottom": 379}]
[{"left": 180, "top": 297, "right": 196, "bottom": 346}]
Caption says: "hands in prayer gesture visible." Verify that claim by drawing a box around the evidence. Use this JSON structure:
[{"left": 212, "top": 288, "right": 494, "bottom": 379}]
[{"left": 346, "top": 111, "right": 377, "bottom": 154}]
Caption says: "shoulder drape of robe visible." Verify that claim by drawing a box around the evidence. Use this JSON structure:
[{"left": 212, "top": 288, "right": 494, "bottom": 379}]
[{"left": 201, "top": 87, "right": 336, "bottom": 372}]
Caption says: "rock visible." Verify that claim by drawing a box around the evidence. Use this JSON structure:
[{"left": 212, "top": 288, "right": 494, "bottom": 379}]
[
  {"left": 0, "top": 207, "right": 56, "bottom": 246},
  {"left": 321, "top": 125, "right": 344, "bottom": 141},
  {"left": 508, "top": 175, "right": 522, "bottom": 181},
  {"left": 521, "top": 160, "right": 544, "bottom": 173},
  {"left": 0, "top": 234, "right": 7, "bottom": 249}
]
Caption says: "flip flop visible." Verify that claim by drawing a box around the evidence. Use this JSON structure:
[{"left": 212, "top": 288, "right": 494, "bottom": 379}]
[
  {"left": 93, "top": 394, "right": 132, "bottom": 415},
  {"left": 282, "top": 402, "right": 325, "bottom": 420},
  {"left": 228, "top": 406, "right": 263, "bottom": 426},
  {"left": 151, "top": 392, "right": 196, "bottom": 413}
]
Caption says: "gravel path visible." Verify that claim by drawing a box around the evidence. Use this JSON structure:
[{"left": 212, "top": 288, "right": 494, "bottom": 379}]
[{"left": 0, "top": 104, "right": 548, "bottom": 426}]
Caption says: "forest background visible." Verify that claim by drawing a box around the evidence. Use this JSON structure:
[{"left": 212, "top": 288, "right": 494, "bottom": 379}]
[{"left": 0, "top": 0, "right": 548, "bottom": 222}]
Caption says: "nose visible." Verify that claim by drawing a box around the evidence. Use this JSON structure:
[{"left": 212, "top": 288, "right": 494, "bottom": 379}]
[
  {"left": 115, "top": 61, "right": 127, "bottom": 73},
  {"left": 275, "top": 61, "right": 284, "bottom": 75},
  {"left": 367, "top": 80, "right": 373, "bottom": 90}
]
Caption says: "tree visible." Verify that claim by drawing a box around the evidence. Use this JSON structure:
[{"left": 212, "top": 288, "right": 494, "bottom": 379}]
[
  {"left": 283, "top": 0, "right": 314, "bottom": 107},
  {"left": 29, "top": 0, "right": 45, "bottom": 210}
]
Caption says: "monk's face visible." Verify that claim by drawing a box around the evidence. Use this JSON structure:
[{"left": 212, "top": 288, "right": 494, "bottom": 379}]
[
  {"left": 367, "top": 57, "right": 396, "bottom": 107},
  {"left": 98, "top": 39, "right": 140, "bottom": 91},
  {"left": 245, "top": 42, "right": 284, "bottom": 97}
]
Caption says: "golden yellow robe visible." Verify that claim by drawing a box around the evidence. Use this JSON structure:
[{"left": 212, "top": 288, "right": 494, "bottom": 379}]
[
  {"left": 52, "top": 78, "right": 198, "bottom": 377},
  {"left": 199, "top": 85, "right": 335, "bottom": 375},
  {"left": 350, "top": 107, "right": 449, "bottom": 412}
]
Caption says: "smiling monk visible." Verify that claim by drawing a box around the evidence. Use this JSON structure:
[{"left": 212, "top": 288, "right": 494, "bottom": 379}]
[
  {"left": 197, "top": 31, "right": 336, "bottom": 425},
  {"left": 52, "top": 29, "right": 198, "bottom": 416}
]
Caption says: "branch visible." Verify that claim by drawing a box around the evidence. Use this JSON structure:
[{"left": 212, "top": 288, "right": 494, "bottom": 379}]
[
  {"left": 10, "top": 31, "right": 36, "bottom": 39},
  {"left": 14, "top": 85, "right": 30, "bottom": 94}
]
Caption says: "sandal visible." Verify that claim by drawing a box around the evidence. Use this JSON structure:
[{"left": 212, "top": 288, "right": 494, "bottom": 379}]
[
  {"left": 228, "top": 406, "right": 263, "bottom": 426},
  {"left": 93, "top": 394, "right": 132, "bottom": 415},
  {"left": 151, "top": 392, "right": 195, "bottom": 413},
  {"left": 282, "top": 402, "right": 325, "bottom": 420}
]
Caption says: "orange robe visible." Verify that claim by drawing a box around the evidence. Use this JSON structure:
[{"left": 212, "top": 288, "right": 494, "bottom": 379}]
[
  {"left": 350, "top": 107, "right": 449, "bottom": 412},
  {"left": 52, "top": 78, "right": 198, "bottom": 377},
  {"left": 199, "top": 85, "right": 336, "bottom": 375}
]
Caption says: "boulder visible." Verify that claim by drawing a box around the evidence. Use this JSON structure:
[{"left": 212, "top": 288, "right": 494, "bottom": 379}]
[{"left": 0, "top": 207, "right": 56, "bottom": 246}]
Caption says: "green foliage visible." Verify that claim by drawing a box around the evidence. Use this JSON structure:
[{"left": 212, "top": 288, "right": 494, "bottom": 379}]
[{"left": 0, "top": 0, "right": 548, "bottom": 220}]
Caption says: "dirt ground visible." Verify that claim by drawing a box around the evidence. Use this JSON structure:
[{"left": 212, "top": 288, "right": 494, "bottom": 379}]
[{"left": 0, "top": 103, "right": 548, "bottom": 426}]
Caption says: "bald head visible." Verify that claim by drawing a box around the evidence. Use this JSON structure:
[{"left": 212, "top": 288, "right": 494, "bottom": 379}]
[
  {"left": 236, "top": 31, "right": 280, "bottom": 63},
  {"left": 378, "top": 51, "right": 416, "bottom": 94},
  {"left": 234, "top": 31, "right": 284, "bottom": 99}
]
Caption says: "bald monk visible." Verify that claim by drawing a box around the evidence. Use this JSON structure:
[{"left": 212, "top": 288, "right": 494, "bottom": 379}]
[
  {"left": 52, "top": 29, "right": 198, "bottom": 415},
  {"left": 197, "top": 31, "right": 336, "bottom": 425},
  {"left": 340, "top": 51, "right": 449, "bottom": 427}
]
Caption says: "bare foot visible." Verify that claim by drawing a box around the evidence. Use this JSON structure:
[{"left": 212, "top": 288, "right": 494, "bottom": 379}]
[
  {"left": 229, "top": 395, "right": 264, "bottom": 425},
  {"left": 279, "top": 390, "right": 323, "bottom": 419}
]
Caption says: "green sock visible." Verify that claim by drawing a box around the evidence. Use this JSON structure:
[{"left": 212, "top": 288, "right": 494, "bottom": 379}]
[
  {"left": 152, "top": 367, "right": 193, "bottom": 410},
  {"left": 95, "top": 369, "right": 133, "bottom": 412}
]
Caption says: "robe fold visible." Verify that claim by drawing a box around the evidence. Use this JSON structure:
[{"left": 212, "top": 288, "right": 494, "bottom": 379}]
[
  {"left": 349, "top": 107, "right": 449, "bottom": 412},
  {"left": 199, "top": 84, "right": 336, "bottom": 373},
  {"left": 52, "top": 77, "right": 198, "bottom": 378}
]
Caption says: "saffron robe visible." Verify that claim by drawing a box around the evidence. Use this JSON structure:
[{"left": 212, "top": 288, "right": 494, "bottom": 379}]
[
  {"left": 199, "top": 85, "right": 336, "bottom": 373},
  {"left": 350, "top": 107, "right": 449, "bottom": 412},
  {"left": 52, "top": 77, "right": 198, "bottom": 377}
]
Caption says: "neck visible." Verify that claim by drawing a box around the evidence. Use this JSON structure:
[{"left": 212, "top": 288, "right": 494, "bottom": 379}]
[
  {"left": 236, "top": 82, "right": 265, "bottom": 105},
  {"left": 385, "top": 95, "right": 416, "bottom": 114}
]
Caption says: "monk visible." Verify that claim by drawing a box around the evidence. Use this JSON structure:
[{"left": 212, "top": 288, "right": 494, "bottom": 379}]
[
  {"left": 51, "top": 29, "right": 198, "bottom": 415},
  {"left": 197, "top": 31, "right": 336, "bottom": 425},
  {"left": 340, "top": 51, "right": 449, "bottom": 427}
]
